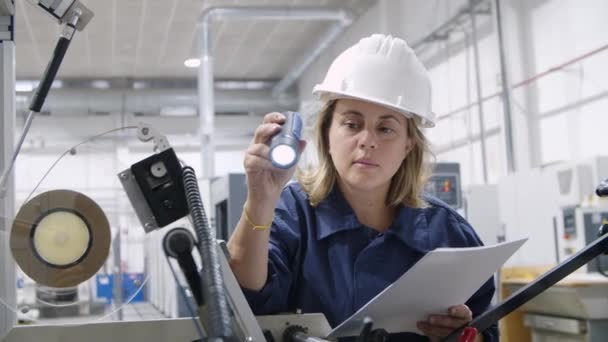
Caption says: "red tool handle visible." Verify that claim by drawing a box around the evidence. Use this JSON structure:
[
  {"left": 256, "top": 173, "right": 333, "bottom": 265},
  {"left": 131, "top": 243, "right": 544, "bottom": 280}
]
[{"left": 457, "top": 327, "right": 478, "bottom": 342}]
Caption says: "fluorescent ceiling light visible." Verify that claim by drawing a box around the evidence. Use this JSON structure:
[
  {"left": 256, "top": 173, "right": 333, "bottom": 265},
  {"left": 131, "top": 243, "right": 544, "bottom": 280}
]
[
  {"left": 184, "top": 58, "right": 201, "bottom": 68},
  {"left": 133, "top": 81, "right": 147, "bottom": 89},
  {"left": 16, "top": 80, "right": 37, "bottom": 92},
  {"left": 160, "top": 106, "right": 197, "bottom": 116},
  {"left": 91, "top": 80, "right": 110, "bottom": 89},
  {"left": 51, "top": 80, "right": 63, "bottom": 89}
]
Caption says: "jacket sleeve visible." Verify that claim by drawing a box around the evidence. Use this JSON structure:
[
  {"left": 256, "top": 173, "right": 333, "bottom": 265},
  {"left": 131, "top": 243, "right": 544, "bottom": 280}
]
[{"left": 240, "top": 187, "right": 303, "bottom": 315}]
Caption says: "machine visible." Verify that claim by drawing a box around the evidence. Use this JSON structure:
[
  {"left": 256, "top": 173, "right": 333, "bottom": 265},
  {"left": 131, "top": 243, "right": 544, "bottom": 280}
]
[
  {"left": 554, "top": 157, "right": 608, "bottom": 272},
  {"left": 489, "top": 157, "right": 608, "bottom": 342},
  {"left": 425, "top": 162, "right": 463, "bottom": 210},
  {"left": 558, "top": 206, "right": 608, "bottom": 273},
  {"left": 209, "top": 173, "right": 247, "bottom": 241},
  {"left": 508, "top": 158, "right": 608, "bottom": 342}
]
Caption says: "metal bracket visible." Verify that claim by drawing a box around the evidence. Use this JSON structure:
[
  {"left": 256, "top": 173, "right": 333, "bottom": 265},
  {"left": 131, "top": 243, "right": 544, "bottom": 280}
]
[
  {"left": 136, "top": 122, "right": 171, "bottom": 152},
  {"left": 118, "top": 169, "right": 159, "bottom": 233}
]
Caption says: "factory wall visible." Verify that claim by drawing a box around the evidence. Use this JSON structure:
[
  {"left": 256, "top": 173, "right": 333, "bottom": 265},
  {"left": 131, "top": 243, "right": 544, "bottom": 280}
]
[
  {"left": 298, "top": 0, "right": 608, "bottom": 267},
  {"left": 299, "top": 0, "right": 608, "bottom": 186}
]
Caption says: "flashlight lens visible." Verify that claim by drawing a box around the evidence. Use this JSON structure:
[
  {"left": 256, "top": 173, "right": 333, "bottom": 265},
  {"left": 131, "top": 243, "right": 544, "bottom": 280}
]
[{"left": 271, "top": 145, "right": 297, "bottom": 167}]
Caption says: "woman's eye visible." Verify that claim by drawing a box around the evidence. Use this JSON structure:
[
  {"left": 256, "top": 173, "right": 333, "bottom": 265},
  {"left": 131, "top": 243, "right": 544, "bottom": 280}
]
[
  {"left": 344, "top": 122, "right": 359, "bottom": 129},
  {"left": 380, "top": 127, "right": 395, "bottom": 134}
]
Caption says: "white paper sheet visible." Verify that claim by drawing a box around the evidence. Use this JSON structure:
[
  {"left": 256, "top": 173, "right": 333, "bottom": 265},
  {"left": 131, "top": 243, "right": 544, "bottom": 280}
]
[{"left": 327, "top": 238, "right": 527, "bottom": 338}]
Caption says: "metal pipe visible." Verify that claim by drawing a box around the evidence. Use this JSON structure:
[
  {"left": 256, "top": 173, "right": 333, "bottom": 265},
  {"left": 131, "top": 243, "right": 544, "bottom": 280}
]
[
  {"left": 438, "top": 42, "right": 608, "bottom": 121},
  {"left": 197, "top": 6, "right": 354, "bottom": 178},
  {"left": 200, "top": 6, "right": 351, "bottom": 24},
  {"left": 199, "top": 6, "right": 353, "bottom": 98},
  {"left": 198, "top": 54, "right": 215, "bottom": 178},
  {"left": 435, "top": 128, "right": 501, "bottom": 155},
  {"left": 412, "top": 0, "right": 486, "bottom": 51},
  {"left": 469, "top": 1, "right": 489, "bottom": 184},
  {"left": 512, "top": 43, "right": 608, "bottom": 88},
  {"left": 493, "top": 0, "right": 516, "bottom": 173},
  {"left": 271, "top": 12, "right": 353, "bottom": 96},
  {"left": 14, "top": 88, "right": 299, "bottom": 115}
]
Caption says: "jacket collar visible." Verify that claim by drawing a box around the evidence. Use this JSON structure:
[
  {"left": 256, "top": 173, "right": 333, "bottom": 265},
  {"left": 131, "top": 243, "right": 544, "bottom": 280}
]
[
  {"left": 315, "top": 186, "right": 360, "bottom": 240},
  {"left": 315, "top": 186, "right": 431, "bottom": 253}
]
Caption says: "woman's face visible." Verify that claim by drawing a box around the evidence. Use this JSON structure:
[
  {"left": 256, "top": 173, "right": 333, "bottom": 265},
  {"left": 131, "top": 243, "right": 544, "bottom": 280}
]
[{"left": 328, "top": 99, "right": 413, "bottom": 193}]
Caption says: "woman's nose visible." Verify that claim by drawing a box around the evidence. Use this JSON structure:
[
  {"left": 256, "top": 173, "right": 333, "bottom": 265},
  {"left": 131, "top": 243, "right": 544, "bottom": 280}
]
[{"left": 358, "top": 130, "right": 377, "bottom": 149}]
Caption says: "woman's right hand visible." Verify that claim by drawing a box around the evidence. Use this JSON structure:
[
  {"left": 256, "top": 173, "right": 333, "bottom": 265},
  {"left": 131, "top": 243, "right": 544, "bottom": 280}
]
[{"left": 244, "top": 112, "right": 306, "bottom": 205}]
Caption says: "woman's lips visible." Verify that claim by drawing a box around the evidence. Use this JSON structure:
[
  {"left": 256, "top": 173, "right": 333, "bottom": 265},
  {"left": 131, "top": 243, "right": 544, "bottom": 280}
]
[{"left": 353, "top": 159, "right": 378, "bottom": 167}]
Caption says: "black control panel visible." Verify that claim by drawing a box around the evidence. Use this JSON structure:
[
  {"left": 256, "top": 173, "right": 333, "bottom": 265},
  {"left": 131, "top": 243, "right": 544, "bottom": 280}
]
[
  {"left": 130, "top": 148, "right": 189, "bottom": 227},
  {"left": 425, "top": 163, "right": 462, "bottom": 209}
]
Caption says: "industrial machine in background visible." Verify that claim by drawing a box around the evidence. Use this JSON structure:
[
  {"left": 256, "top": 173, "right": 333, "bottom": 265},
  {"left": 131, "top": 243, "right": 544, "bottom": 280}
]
[
  {"left": 513, "top": 158, "right": 608, "bottom": 342},
  {"left": 492, "top": 156, "right": 608, "bottom": 342},
  {"left": 494, "top": 156, "right": 608, "bottom": 268},
  {"left": 558, "top": 206, "right": 608, "bottom": 274},
  {"left": 425, "top": 162, "right": 463, "bottom": 210},
  {"left": 116, "top": 125, "right": 340, "bottom": 341},
  {"left": 554, "top": 157, "right": 608, "bottom": 273},
  {"left": 465, "top": 184, "right": 501, "bottom": 246},
  {"left": 210, "top": 173, "right": 247, "bottom": 241}
]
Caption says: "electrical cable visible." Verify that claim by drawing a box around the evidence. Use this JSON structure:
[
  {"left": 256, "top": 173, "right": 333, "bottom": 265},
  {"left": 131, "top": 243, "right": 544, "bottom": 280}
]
[
  {"left": 182, "top": 166, "right": 233, "bottom": 340},
  {"left": 22, "top": 126, "right": 138, "bottom": 204}
]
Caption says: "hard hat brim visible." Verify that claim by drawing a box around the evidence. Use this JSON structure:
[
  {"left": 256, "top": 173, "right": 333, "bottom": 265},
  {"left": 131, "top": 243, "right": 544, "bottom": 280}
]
[{"left": 313, "top": 88, "right": 435, "bottom": 128}]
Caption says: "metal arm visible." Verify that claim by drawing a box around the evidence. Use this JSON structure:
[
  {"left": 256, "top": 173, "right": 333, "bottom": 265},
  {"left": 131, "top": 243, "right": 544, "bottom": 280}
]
[
  {"left": 25, "top": 0, "right": 93, "bottom": 31},
  {"left": 444, "top": 227, "right": 608, "bottom": 342},
  {"left": 0, "top": 0, "right": 94, "bottom": 196}
]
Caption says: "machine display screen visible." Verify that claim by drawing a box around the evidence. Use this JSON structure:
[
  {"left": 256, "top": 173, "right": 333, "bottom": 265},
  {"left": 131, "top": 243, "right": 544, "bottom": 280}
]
[
  {"left": 425, "top": 174, "right": 461, "bottom": 209},
  {"left": 562, "top": 206, "right": 577, "bottom": 239}
]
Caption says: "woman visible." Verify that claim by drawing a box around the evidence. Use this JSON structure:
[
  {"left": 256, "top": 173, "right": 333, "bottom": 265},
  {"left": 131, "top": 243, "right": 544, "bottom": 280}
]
[{"left": 227, "top": 34, "right": 497, "bottom": 341}]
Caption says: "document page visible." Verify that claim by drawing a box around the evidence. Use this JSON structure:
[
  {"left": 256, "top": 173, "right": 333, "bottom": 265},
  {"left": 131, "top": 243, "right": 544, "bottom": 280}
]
[{"left": 328, "top": 238, "right": 527, "bottom": 338}]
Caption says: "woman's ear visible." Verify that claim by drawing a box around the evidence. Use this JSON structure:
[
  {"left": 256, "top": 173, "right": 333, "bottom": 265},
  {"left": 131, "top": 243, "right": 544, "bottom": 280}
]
[{"left": 404, "top": 140, "right": 414, "bottom": 157}]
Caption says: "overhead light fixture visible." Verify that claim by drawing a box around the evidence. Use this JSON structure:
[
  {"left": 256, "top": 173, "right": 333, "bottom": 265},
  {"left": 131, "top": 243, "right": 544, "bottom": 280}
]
[
  {"left": 214, "top": 80, "right": 275, "bottom": 90},
  {"left": 16, "top": 80, "right": 63, "bottom": 92},
  {"left": 133, "top": 81, "right": 147, "bottom": 90},
  {"left": 91, "top": 80, "right": 110, "bottom": 89},
  {"left": 184, "top": 58, "right": 201, "bottom": 68},
  {"left": 16, "top": 81, "right": 36, "bottom": 92},
  {"left": 51, "top": 80, "right": 63, "bottom": 89},
  {"left": 160, "top": 105, "right": 197, "bottom": 116}
]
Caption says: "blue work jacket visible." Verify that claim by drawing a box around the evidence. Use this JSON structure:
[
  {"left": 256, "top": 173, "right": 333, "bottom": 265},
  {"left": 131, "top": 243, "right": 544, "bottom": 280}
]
[{"left": 242, "top": 182, "right": 498, "bottom": 341}]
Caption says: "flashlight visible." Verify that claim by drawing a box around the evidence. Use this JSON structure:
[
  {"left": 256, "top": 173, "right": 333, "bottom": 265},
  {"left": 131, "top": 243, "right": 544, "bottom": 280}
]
[{"left": 269, "top": 111, "right": 303, "bottom": 169}]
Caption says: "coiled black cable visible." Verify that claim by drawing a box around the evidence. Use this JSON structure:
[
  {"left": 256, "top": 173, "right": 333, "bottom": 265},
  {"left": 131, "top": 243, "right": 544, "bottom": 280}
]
[{"left": 182, "top": 166, "right": 233, "bottom": 340}]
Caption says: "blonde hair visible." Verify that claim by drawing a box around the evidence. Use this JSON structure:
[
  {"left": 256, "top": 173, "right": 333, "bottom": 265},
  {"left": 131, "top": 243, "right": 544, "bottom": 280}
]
[{"left": 297, "top": 100, "right": 433, "bottom": 208}]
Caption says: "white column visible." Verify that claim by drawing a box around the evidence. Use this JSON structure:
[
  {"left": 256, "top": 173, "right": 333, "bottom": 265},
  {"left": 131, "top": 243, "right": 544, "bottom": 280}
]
[
  {"left": 0, "top": 37, "right": 17, "bottom": 339},
  {"left": 198, "top": 25, "right": 215, "bottom": 179}
]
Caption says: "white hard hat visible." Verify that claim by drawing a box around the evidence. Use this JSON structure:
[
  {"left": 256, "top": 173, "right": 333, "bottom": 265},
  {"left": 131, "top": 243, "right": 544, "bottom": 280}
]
[{"left": 312, "top": 34, "right": 435, "bottom": 127}]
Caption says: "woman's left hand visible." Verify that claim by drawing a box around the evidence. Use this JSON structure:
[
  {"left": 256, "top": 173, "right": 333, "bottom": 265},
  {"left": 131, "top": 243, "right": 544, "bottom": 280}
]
[{"left": 416, "top": 304, "right": 480, "bottom": 342}]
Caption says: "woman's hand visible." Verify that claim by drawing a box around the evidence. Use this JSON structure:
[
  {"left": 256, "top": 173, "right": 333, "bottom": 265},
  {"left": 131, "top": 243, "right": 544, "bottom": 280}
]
[
  {"left": 244, "top": 112, "right": 306, "bottom": 204},
  {"left": 416, "top": 304, "right": 481, "bottom": 342}
]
